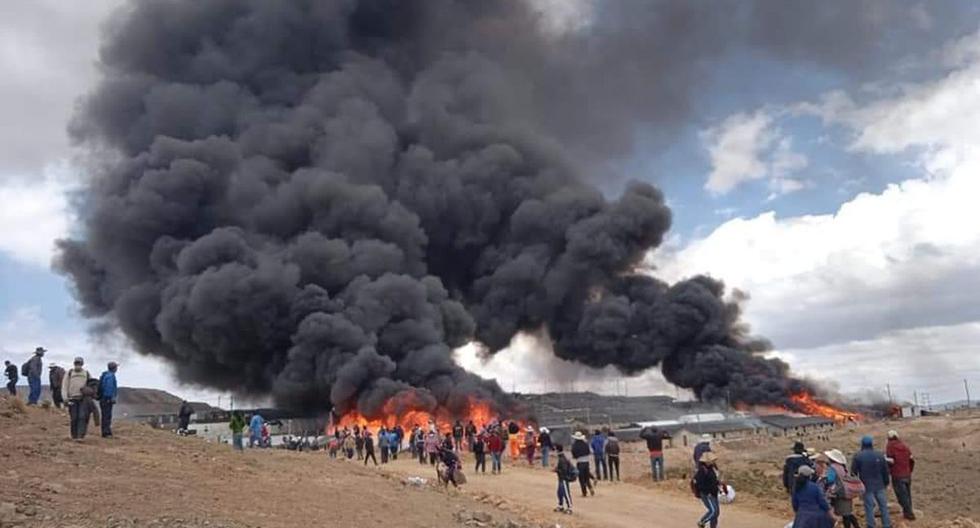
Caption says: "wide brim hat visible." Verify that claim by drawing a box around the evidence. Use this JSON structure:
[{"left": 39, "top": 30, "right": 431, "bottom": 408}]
[
  {"left": 699, "top": 451, "right": 718, "bottom": 464},
  {"left": 825, "top": 449, "right": 847, "bottom": 465},
  {"left": 571, "top": 432, "right": 586, "bottom": 441},
  {"left": 539, "top": 427, "right": 549, "bottom": 434},
  {"left": 35, "top": 347, "right": 46, "bottom": 355}
]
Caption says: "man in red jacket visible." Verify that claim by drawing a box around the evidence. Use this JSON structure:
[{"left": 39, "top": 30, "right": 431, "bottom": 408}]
[{"left": 886, "top": 429, "right": 915, "bottom": 520}]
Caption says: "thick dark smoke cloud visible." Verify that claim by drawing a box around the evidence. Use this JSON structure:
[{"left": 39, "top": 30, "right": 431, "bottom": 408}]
[{"left": 58, "top": 0, "right": 941, "bottom": 414}]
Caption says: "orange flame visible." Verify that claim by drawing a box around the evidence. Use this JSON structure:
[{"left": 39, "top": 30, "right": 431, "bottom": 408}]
[
  {"left": 790, "top": 392, "right": 863, "bottom": 423},
  {"left": 333, "top": 394, "right": 515, "bottom": 435}
]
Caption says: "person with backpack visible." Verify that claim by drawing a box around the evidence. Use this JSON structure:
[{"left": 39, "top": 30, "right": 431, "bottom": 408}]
[
  {"left": 48, "top": 363, "right": 66, "bottom": 408},
  {"left": 783, "top": 441, "right": 814, "bottom": 494},
  {"left": 886, "top": 430, "right": 915, "bottom": 520},
  {"left": 852, "top": 435, "right": 892, "bottom": 528},
  {"left": 23, "top": 347, "right": 45, "bottom": 405},
  {"left": 824, "top": 449, "right": 860, "bottom": 528},
  {"left": 570, "top": 431, "right": 595, "bottom": 497},
  {"left": 488, "top": 426, "right": 504, "bottom": 474},
  {"left": 553, "top": 444, "right": 575, "bottom": 514},
  {"left": 4, "top": 360, "right": 17, "bottom": 396},
  {"left": 538, "top": 427, "right": 553, "bottom": 468},
  {"left": 605, "top": 431, "right": 621, "bottom": 481},
  {"left": 590, "top": 429, "right": 607, "bottom": 480},
  {"left": 229, "top": 411, "right": 246, "bottom": 451},
  {"left": 97, "top": 362, "right": 119, "bottom": 438},
  {"left": 473, "top": 429, "right": 487, "bottom": 474},
  {"left": 791, "top": 465, "right": 834, "bottom": 528},
  {"left": 61, "top": 357, "right": 91, "bottom": 440},
  {"left": 694, "top": 451, "right": 721, "bottom": 528}
]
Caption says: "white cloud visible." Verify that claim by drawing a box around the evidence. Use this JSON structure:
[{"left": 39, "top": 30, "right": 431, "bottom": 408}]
[
  {"left": 0, "top": 165, "right": 75, "bottom": 268},
  {"left": 702, "top": 110, "right": 808, "bottom": 196}
]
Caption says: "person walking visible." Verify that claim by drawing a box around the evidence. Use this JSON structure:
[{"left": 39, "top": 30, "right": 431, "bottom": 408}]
[
  {"left": 590, "top": 429, "right": 607, "bottom": 481},
  {"left": 97, "top": 362, "right": 119, "bottom": 438},
  {"left": 606, "top": 431, "right": 621, "bottom": 481},
  {"left": 4, "top": 360, "right": 17, "bottom": 396},
  {"left": 641, "top": 426, "right": 668, "bottom": 481},
  {"left": 248, "top": 412, "right": 264, "bottom": 448},
  {"left": 554, "top": 444, "right": 574, "bottom": 514},
  {"left": 791, "top": 465, "right": 834, "bottom": 528},
  {"left": 48, "top": 363, "right": 66, "bottom": 408},
  {"left": 694, "top": 451, "right": 721, "bottom": 528},
  {"left": 538, "top": 427, "right": 553, "bottom": 468},
  {"left": 24, "top": 347, "right": 45, "bottom": 405},
  {"left": 363, "top": 430, "right": 378, "bottom": 466},
  {"left": 824, "top": 449, "right": 860, "bottom": 528},
  {"left": 784, "top": 441, "right": 814, "bottom": 495},
  {"left": 62, "top": 357, "right": 91, "bottom": 441},
  {"left": 524, "top": 426, "right": 537, "bottom": 465},
  {"left": 178, "top": 401, "right": 194, "bottom": 434},
  {"left": 229, "top": 411, "right": 246, "bottom": 451},
  {"left": 886, "top": 430, "right": 915, "bottom": 520},
  {"left": 488, "top": 427, "right": 504, "bottom": 474},
  {"left": 473, "top": 430, "right": 487, "bottom": 474},
  {"left": 852, "top": 435, "right": 892, "bottom": 528},
  {"left": 570, "top": 431, "right": 595, "bottom": 497}
]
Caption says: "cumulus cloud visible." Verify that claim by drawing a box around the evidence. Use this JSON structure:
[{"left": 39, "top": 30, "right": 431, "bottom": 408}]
[
  {"left": 0, "top": 167, "right": 74, "bottom": 268},
  {"left": 702, "top": 110, "right": 808, "bottom": 196}
]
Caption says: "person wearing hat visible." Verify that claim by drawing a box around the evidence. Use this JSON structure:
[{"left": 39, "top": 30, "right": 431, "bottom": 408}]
[
  {"left": 693, "top": 434, "right": 713, "bottom": 472},
  {"left": 4, "top": 360, "right": 18, "bottom": 396},
  {"left": 783, "top": 441, "right": 814, "bottom": 495},
  {"left": 98, "top": 361, "right": 119, "bottom": 438},
  {"left": 823, "top": 449, "right": 859, "bottom": 528},
  {"left": 570, "top": 431, "right": 595, "bottom": 497},
  {"left": 694, "top": 451, "right": 721, "bottom": 528},
  {"left": 524, "top": 425, "right": 537, "bottom": 465},
  {"left": 24, "top": 347, "right": 45, "bottom": 405},
  {"left": 48, "top": 363, "right": 66, "bottom": 408},
  {"left": 852, "top": 435, "right": 892, "bottom": 528},
  {"left": 62, "top": 357, "right": 91, "bottom": 440},
  {"left": 791, "top": 465, "right": 834, "bottom": 528},
  {"left": 538, "top": 426, "right": 553, "bottom": 468},
  {"left": 885, "top": 430, "right": 915, "bottom": 520}
]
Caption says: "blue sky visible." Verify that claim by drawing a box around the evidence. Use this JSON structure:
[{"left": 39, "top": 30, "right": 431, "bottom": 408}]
[{"left": 3, "top": 0, "right": 980, "bottom": 406}]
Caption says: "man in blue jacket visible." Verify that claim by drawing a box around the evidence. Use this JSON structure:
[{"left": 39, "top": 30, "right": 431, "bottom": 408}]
[
  {"left": 852, "top": 435, "right": 892, "bottom": 528},
  {"left": 98, "top": 362, "right": 119, "bottom": 438},
  {"left": 590, "top": 429, "right": 607, "bottom": 481}
]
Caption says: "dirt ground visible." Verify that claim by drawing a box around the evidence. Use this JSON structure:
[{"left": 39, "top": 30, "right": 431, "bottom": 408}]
[{"left": 3, "top": 396, "right": 977, "bottom": 528}]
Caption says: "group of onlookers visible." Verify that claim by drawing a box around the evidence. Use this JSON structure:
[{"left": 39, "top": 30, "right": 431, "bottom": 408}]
[{"left": 3, "top": 348, "right": 119, "bottom": 442}]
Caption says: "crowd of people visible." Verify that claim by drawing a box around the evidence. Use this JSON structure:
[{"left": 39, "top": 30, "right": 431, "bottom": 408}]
[{"left": 3, "top": 348, "right": 119, "bottom": 442}]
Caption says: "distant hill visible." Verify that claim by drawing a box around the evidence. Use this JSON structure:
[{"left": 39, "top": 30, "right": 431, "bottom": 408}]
[{"left": 18, "top": 385, "right": 221, "bottom": 420}]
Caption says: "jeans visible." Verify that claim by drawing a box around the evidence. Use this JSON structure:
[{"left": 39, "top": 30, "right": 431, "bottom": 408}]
[
  {"left": 232, "top": 433, "right": 243, "bottom": 450},
  {"left": 100, "top": 400, "right": 114, "bottom": 437},
  {"left": 593, "top": 453, "right": 607, "bottom": 480},
  {"left": 863, "top": 488, "right": 892, "bottom": 528},
  {"left": 700, "top": 494, "right": 720, "bottom": 528},
  {"left": 650, "top": 454, "right": 665, "bottom": 481},
  {"left": 557, "top": 479, "right": 572, "bottom": 509},
  {"left": 5, "top": 380, "right": 15, "bottom": 396},
  {"left": 893, "top": 478, "right": 913, "bottom": 517},
  {"left": 491, "top": 452, "right": 502, "bottom": 473},
  {"left": 27, "top": 376, "right": 41, "bottom": 404},
  {"left": 608, "top": 454, "right": 620, "bottom": 481},
  {"left": 540, "top": 446, "right": 550, "bottom": 467}
]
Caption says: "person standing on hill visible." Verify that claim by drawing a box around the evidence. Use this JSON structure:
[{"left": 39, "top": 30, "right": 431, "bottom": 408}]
[
  {"left": 488, "top": 427, "right": 504, "bottom": 474},
  {"left": 178, "top": 400, "right": 194, "bottom": 434},
  {"left": 524, "top": 426, "right": 537, "bottom": 465},
  {"left": 363, "top": 430, "right": 378, "bottom": 466},
  {"left": 229, "top": 411, "right": 245, "bottom": 451},
  {"left": 248, "top": 412, "right": 264, "bottom": 448},
  {"left": 425, "top": 430, "right": 440, "bottom": 465},
  {"left": 783, "top": 441, "right": 813, "bottom": 494},
  {"left": 791, "top": 465, "right": 834, "bottom": 528},
  {"left": 590, "top": 429, "right": 607, "bottom": 480},
  {"left": 473, "top": 430, "right": 487, "bottom": 474},
  {"left": 507, "top": 421, "right": 521, "bottom": 460},
  {"left": 24, "top": 347, "right": 45, "bottom": 405},
  {"left": 553, "top": 444, "right": 574, "bottom": 514},
  {"left": 4, "top": 360, "right": 17, "bottom": 396},
  {"left": 852, "top": 435, "right": 892, "bottom": 528},
  {"left": 97, "top": 362, "right": 119, "bottom": 438},
  {"left": 538, "top": 427, "right": 553, "bottom": 468},
  {"left": 465, "top": 420, "right": 477, "bottom": 451},
  {"left": 641, "top": 426, "right": 669, "bottom": 481},
  {"left": 886, "top": 430, "right": 915, "bottom": 521},
  {"left": 605, "top": 431, "right": 621, "bottom": 481},
  {"left": 693, "top": 434, "right": 712, "bottom": 471},
  {"left": 694, "top": 451, "right": 721, "bottom": 528},
  {"left": 62, "top": 357, "right": 91, "bottom": 440},
  {"left": 378, "top": 426, "right": 390, "bottom": 463},
  {"left": 824, "top": 449, "right": 859, "bottom": 528},
  {"left": 452, "top": 420, "right": 464, "bottom": 451},
  {"left": 48, "top": 363, "right": 66, "bottom": 408},
  {"left": 570, "top": 431, "right": 595, "bottom": 497}
]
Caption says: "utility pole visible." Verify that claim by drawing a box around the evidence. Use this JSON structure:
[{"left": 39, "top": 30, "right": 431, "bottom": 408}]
[
  {"left": 913, "top": 391, "right": 918, "bottom": 408},
  {"left": 886, "top": 384, "right": 893, "bottom": 404},
  {"left": 966, "top": 379, "right": 972, "bottom": 408}
]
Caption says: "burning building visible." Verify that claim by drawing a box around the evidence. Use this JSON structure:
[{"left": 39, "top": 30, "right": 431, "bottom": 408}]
[{"left": 56, "top": 0, "right": 873, "bottom": 428}]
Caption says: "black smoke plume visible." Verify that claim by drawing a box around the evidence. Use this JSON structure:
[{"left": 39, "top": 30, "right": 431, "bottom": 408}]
[{"left": 58, "top": 0, "right": 934, "bottom": 415}]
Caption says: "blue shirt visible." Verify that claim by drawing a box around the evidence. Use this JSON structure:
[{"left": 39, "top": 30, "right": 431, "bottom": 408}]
[
  {"left": 250, "top": 414, "right": 264, "bottom": 434},
  {"left": 99, "top": 371, "right": 118, "bottom": 400},
  {"left": 852, "top": 448, "right": 890, "bottom": 492},
  {"left": 792, "top": 480, "right": 830, "bottom": 513},
  {"left": 590, "top": 435, "right": 605, "bottom": 456}
]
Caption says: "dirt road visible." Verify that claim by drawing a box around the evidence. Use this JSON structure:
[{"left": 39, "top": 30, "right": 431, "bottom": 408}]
[{"left": 380, "top": 454, "right": 788, "bottom": 528}]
